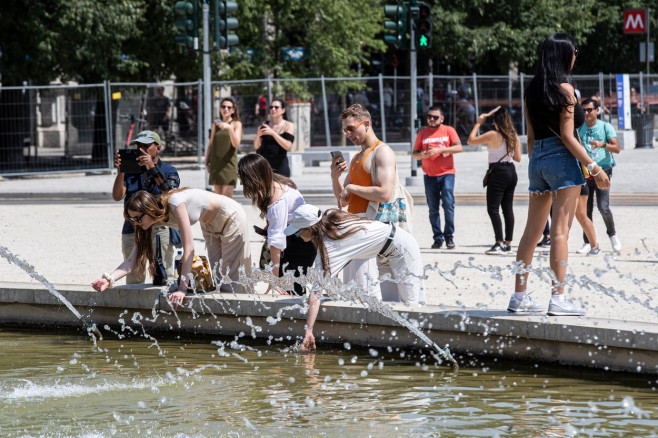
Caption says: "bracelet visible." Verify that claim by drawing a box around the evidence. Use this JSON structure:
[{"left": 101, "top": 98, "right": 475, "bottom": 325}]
[
  {"left": 591, "top": 169, "right": 602, "bottom": 177},
  {"left": 102, "top": 272, "right": 116, "bottom": 289}
]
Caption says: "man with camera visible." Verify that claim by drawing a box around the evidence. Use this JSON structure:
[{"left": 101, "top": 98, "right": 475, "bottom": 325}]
[{"left": 112, "top": 130, "right": 180, "bottom": 284}]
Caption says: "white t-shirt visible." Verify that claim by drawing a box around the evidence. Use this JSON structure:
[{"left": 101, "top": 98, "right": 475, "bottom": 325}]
[
  {"left": 315, "top": 221, "right": 391, "bottom": 276},
  {"left": 266, "top": 186, "right": 305, "bottom": 251}
]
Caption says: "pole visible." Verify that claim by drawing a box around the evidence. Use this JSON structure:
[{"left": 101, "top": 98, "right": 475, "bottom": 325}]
[
  {"left": 202, "top": 1, "right": 211, "bottom": 170},
  {"left": 321, "top": 75, "right": 331, "bottom": 147},
  {"left": 646, "top": 7, "right": 650, "bottom": 114},
  {"left": 379, "top": 73, "right": 387, "bottom": 143},
  {"left": 409, "top": 13, "right": 418, "bottom": 179}
]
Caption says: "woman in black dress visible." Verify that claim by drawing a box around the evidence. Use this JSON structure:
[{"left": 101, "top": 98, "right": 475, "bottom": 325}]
[{"left": 254, "top": 99, "right": 295, "bottom": 176}]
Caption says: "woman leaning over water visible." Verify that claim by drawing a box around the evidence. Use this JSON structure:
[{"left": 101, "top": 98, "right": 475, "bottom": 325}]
[
  {"left": 467, "top": 106, "right": 521, "bottom": 255},
  {"left": 92, "top": 188, "right": 252, "bottom": 305},
  {"left": 507, "top": 33, "right": 609, "bottom": 316}
]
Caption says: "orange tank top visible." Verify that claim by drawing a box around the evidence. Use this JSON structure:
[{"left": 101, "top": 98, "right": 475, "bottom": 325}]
[{"left": 347, "top": 140, "right": 381, "bottom": 214}]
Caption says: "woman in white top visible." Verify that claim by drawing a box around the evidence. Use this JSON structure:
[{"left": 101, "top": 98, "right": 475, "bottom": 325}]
[
  {"left": 284, "top": 204, "right": 425, "bottom": 350},
  {"left": 237, "top": 154, "right": 316, "bottom": 295},
  {"left": 92, "top": 188, "right": 252, "bottom": 306},
  {"left": 467, "top": 106, "right": 522, "bottom": 255}
]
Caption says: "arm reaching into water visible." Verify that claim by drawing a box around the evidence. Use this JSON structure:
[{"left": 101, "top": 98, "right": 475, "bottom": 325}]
[{"left": 301, "top": 290, "right": 321, "bottom": 351}]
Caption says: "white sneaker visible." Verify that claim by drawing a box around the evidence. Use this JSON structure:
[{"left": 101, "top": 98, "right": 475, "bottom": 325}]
[
  {"left": 547, "top": 297, "right": 585, "bottom": 316},
  {"left": 576, "top": 243, "right": 591, "bottom": 255},
  {"left": 507, "top": 294, "right": 545, "bottom": 313},
  {"left": 610, "top": 235, "right": 622, "bottom": 252}
]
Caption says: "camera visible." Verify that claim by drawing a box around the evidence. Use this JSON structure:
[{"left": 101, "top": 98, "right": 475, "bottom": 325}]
[{"left": 118, "top": 149, "right": 145, "bottom": 174}]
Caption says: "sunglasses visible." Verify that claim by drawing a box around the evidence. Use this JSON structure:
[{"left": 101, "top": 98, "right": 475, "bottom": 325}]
[
  {"left": 343, "top": 119, "right": 367, "bottom": 134},
  {"left": 221, "top": 105, "right": 233, "bottom": 110},
  {"left": 427, "top": 114, "right": 442, "bottom": 120},
  {"left": 129, "top": 213, "right": 145, "bottom": 224},
  {"left": 583, "top": 108, "right": 597, "bottom": 113},
  {"left": 270, "top": 105, "right": 281, "bottom": 109}
]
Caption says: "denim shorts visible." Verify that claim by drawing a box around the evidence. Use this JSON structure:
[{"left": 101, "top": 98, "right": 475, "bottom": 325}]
[{"left": 528, "top": 136, "right": 585, "bottom": 193}]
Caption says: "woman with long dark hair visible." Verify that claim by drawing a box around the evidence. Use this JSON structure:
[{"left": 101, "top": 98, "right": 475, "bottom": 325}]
[
  {"left": 254, "top": 98, "right": 295, "bottom": 176},
  {"left": 467, "top": 106, "right": 521, "bottom": 254},
  {"left": 507, "top": 33, "right": 609, "bottom": 316},
  {"left": 92, "top": 188, "right": 252, "bottom": 305},
  {"left": 237, "top": 153, "right": 315, "bottom": 295},
  {"left": 283, "top": 204, "right": 425, "bottom": 350},
  {"left": 205, "top": 97, "right": 242, "bottom": 197}
]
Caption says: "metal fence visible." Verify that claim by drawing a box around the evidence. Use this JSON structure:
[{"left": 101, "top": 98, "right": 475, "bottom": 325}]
[{"left": 1, "top": 73, "right": 657, "bottom": 176}]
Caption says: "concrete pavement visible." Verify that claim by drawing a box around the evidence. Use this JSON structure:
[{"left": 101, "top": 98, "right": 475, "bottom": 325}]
[{"left": 1, "top": 147, "right": 657, "bottom": 372}]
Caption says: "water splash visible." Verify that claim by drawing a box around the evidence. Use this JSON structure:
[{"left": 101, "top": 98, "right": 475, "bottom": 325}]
[{"left": 0, "top": 245, "right": 103, "bottom": 340}]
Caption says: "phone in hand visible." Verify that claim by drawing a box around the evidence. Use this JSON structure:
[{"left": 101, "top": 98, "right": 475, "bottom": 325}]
[
  {"left": 118, "top": 149, "right": 145, "bottom": 174},
  {"left": 330, "top": 151, "right": 345, "bottom": 164},
  {"left": 253, "top": 225, "right": 267, "bottom": 236}
]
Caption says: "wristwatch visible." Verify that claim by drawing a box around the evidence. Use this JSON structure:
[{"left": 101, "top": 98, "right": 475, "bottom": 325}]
[{"left": 586, "top": 162, "right": 597, "bottom": 173}]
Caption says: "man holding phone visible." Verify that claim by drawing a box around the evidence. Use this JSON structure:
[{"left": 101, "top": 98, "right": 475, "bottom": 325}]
[{"left": 112, "top": 130, "right": 180, "bottom": 284}]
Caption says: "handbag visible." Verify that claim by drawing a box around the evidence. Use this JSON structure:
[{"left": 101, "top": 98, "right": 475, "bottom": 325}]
[
  {"left": 482, "top": 155, "right": 508, "bottom": 187},
  {"left": 366, "top": 144, "right": 414, "bottom": 233},
  {"left": 152, "top": 234, "right": 168, "bottom": 286},
  {"left": 177, "top": 254, "right": 216, "bottom": 292}
]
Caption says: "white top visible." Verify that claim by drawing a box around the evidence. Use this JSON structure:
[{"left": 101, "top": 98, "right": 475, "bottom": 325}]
[
  {"left": 314, "top": 221, "right": 391, "bottom": 276},
  {"left": 267, "top": 186, "right": 305, "bottom": 251},
  {"left": 488, "top": 139, "right": 513, "bottom": 163},
  {"left": 166, "top": 188, "right": 210, "bottom": 228}
]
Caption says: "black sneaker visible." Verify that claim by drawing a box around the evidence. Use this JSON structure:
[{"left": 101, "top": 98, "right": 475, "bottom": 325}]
[
  {"left": 537, "top": 235, "right": 550, "bottom": 247},
  {"left": 431, "top": 240, "right": 443, "bottom": 249},
  {"left": 501, "top": 243, "right": 512, "bottom": 252},
  {"left": 485, "top": 243, "right": 504, "bottom": 255},
  {"left": 445, "top": 237, "right": 455, "bottom": 249}
]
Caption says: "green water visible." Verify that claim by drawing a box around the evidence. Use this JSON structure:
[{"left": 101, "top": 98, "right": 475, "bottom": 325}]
[{"left": 1, "top": 329, "right": 656, "bottom": 437}]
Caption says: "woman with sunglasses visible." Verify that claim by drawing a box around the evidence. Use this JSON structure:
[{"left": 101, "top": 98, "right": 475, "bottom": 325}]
[
  {"left": 282, "top": 204, "right": 425, "bottom": 351},
  {"left": 92, "top": 188, "right": 252, "bottom": 306},
  {"left": 205, "top": 97, "right": 242, "bottom": 197},
  {"left": 467, "top": 106, "right": 521, "bottom": 255},
  {"left": 254, "top": 98, "right": 295, "bottom": 177},
  {"left": 237, "top": 153, "right": 316, "bottom": 295},
  {"left": 507, "top": 33, "right": 609, "bottom": 317}
]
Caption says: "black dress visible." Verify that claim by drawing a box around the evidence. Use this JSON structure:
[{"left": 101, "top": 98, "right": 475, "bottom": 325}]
[{"left": 257, "top": 122, "right": 295, "bottom": 176}]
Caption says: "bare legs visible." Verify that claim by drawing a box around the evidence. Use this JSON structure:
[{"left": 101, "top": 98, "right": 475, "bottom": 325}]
[
  {"left": 213, "top": 185, "right": 234, "bottom": 198},
  {"left": 515, "top": 186, "right": 580, "bottom": 295},
  {"left": 575, "top": 194, "right": 597, "bottom": 249}
]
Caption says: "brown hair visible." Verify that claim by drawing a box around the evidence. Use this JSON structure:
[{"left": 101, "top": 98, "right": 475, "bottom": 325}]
[
  {"left": 492, "top": 107, "right": 519, "bottom": 156},
  {"left": 307, "top": 209, "right": 371, "bottom": 275},
  {"left": 124, "top": 187, "right": 188, "bottom": 277},
  {"left": 220, "top": 97, "right": 240, "bottom": 122},
  {"left": 339, "top": 103, "right": 371, "bottom": 122},
  {"left": 237, "top": 154, "right": 297, "bottom": 217}
]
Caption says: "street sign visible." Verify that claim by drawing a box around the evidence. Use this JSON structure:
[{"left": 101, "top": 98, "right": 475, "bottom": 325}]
[
  {"left": 640, "top": 42, "right": 655, "bottom": 62},
  {"left": 624, "top": 9, "right": 647, "bottom": 34}
]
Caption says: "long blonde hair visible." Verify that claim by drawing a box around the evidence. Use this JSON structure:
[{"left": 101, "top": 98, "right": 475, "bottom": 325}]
[
  {"left": 124, "top": 187, "right": 187, "bottom": 277},
  {"left": 307, "top": 209, "right": 370, "bottom": 275}
]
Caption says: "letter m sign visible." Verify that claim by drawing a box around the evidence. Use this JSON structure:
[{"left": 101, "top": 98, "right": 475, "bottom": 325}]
[{"left": 624, "top": 9, "right": 646, "bottom": 34}]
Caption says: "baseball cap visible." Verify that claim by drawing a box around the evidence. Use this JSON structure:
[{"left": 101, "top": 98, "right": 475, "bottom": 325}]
[
  {"left": 130, "top": 130, "right": 161, "bottom": 146},
  {"left": 284, "top": 204, "right": 322, "bottom": 236}
]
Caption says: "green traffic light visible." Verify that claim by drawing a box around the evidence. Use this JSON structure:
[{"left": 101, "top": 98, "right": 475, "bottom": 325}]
[{"left": 419, "top": 35, "right": 428, "bottom": 47}]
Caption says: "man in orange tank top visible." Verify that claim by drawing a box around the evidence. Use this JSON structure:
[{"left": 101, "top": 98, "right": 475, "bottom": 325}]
[
  {"left": 412, "top": 106, "right": 462, "bottom": 249},
  {"left": 329, "top": 104, "right": 397, "bottom": 299}
]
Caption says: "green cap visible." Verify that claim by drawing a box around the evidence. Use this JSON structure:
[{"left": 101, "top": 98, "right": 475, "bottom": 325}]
[{"left": 130, "top": 130, "right": 161, "bottom": 146}]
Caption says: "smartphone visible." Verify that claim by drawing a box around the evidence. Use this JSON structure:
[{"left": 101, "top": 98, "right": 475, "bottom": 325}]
[
  {"left": 253, "top": 225, "right": 267, "bottom": 236},
  {"left": 118, "top": 149, "right": 145, "bottom": 174},
  {"left": 330, "top": 151, "right": 344, "bottom": 164}
]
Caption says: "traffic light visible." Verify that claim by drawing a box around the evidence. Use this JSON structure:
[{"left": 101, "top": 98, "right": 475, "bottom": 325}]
[
  {"left": 384, "top": 4, "right": 408, "bottom": 50},
  {"left": 415, "top": 1, "right": 432, "bottom": 49},
  {"left": 215, "top": 1, "right": 239, "bottom": 50},
  {"left": 174, "top": 1, "right": 198, "bottom": 50}
]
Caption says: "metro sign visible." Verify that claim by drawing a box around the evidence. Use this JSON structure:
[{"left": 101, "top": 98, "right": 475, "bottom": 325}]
[{"left": 624, "top": 9, "right": 647, "bottom": 34}]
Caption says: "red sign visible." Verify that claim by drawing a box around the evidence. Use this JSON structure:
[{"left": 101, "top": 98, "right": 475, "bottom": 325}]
[{"left": 624, "top": 9, "right": 647, "bottom": 34}]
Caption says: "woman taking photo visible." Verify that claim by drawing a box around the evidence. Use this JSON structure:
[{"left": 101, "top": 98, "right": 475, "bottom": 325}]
[
  {"left": 254, "top": 99, "right": 295, "bottom": 177},
  {"left": 92, "top": 188, "right": 252, "bottom": 305},
  {"left": 237, "top": 153, "right": 315, "bottom": 295},
  {"left": 283, "top": 204, "right": 426, "bottom": 351},
  {"left": 205, "top": 97, "right": 242, "bottom": 197},
  {"left": 507, "top": 33, "right": 609, "bottom": 316},
  {"left": 467, "top": 106, "right": 521, "bottom": 255}
]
